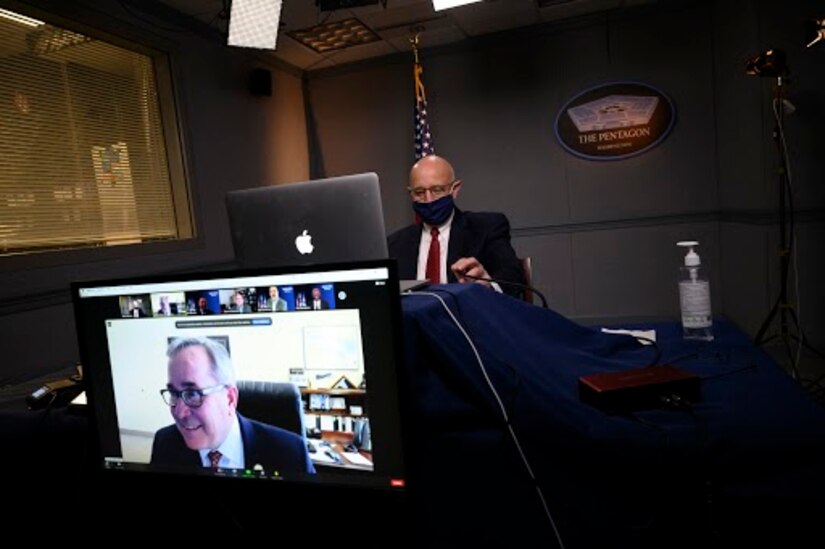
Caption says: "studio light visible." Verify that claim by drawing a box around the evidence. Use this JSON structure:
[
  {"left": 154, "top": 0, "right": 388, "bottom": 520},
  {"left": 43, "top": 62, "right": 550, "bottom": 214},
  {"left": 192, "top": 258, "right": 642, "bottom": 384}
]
[
  {"left": 744, "top": 48, "right": 788, "bottom": 77},
  {"left": 228, "top": 0, "right": 283, "bottom": 50},
  {"left": 432, "top": 0, "right": 483, "bottom": 11},
  {"left": 0, "top": 7, "right": 44, "bottom": 27},
  {"left": 805, "top": 18, "right": 825, "bottom": 48}
]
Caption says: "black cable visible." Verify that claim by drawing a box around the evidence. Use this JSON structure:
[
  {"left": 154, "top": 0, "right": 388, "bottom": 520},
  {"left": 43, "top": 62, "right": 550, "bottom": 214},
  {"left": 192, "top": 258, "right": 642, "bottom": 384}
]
[
  {"left": 630, "top": 336, "right": 662, "bottom": 367},
  {"left": 209, "top": 486, "right": 245, "bottom": 540},
  {"left": 664, "top": 351, "right": 700, "bottom": 365},
  {"left": 206, "top": 8, "right": 227, "bottom": 34},
  {"left": 666, "top": 350, "right": 748, "bottom": 368},
  {"left": 458, "top": 272, "right": 549, "bottom": 308},
  {"left": 401, "top": 290, "right": 566, "bottom": 548},
  {"left": 699, "top": 363, "right": 757, "bottom": 381},
  {"left": 313, "top": 1, "right": 334, "bottom": 27},
  {"left": 627, "top": 412, "right": 670, "bottom": 440},
  {"left": 661, "top": 395, "right": 719, "bottom": 542},
  {"left": 37, "top": 391, "right": 59, "bottom": 428},
  {"left": 615, "top": 412, "right": 671, "bottom": 531}
]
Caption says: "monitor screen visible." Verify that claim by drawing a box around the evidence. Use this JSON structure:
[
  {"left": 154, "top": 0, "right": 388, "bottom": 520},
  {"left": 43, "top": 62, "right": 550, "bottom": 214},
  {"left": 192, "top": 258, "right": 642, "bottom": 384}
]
[{"left": 72, "top": 260, "right": 407, "bottom": 493}]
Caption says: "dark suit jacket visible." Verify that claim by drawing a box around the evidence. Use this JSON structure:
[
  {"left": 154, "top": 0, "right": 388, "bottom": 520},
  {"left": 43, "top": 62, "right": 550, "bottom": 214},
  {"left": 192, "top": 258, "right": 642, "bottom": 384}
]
[
  {"left": 388, "top": 209, "right": 524, "bottom": 298},
  {"left": 150, "top": 414, "right": 315, "bottom": 475},
  {"left": 311, "top": 299, "right": 330, "bottom": 310}
]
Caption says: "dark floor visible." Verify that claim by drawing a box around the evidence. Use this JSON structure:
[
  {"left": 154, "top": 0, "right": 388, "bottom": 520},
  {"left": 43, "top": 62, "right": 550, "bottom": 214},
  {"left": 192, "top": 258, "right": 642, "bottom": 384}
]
[{"left": 764, "top": 340, "right": 825, "bottom": 408}]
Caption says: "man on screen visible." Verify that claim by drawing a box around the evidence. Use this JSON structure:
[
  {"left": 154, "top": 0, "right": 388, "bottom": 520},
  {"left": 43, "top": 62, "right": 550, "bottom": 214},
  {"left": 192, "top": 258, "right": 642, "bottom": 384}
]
[
  {"left": 310, "top": 287, "right": 330, "bottom": 310},
  {"left": 268, "top": 286, "right": 287, "bottom": 312},
  {"left": 194, "top": 296, "right": 214, "bottom": 315},
  {"left": 128, "top": 298, "right": 147, "bottom": 318},
  {"left": 157, "top": 295, "right": 173, "bottom": 316},
  {"left": 150, "top": 336, "right": 315, "bottom": 475},
  {"left": 232, "top": 291, "right": 252, "bottom": 313}
]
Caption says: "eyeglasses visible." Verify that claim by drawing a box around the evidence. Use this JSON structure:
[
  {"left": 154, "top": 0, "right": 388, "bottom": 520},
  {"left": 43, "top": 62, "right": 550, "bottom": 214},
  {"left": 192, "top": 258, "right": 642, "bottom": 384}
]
[
  {"left": 160, "top": 385, "right": 226, "bottom": 408},
  {"left": 407, "top": 181, "right": 457, "bottom": 201}
]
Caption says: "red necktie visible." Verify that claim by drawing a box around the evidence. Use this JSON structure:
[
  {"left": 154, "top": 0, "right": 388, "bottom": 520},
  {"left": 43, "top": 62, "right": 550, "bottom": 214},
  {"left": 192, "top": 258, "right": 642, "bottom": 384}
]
[
  {"left": 425, "top": 227, "right": 440, "bottom": 284},
  {"left": 208, "top": 450, "right": 222, "bottom": 469}
]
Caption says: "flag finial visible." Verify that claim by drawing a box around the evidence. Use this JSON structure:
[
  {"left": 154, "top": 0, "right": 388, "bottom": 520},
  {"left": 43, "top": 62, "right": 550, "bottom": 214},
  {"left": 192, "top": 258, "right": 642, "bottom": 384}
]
[{"left": 410, "top": 32, "right": 421, "bottom": 64}]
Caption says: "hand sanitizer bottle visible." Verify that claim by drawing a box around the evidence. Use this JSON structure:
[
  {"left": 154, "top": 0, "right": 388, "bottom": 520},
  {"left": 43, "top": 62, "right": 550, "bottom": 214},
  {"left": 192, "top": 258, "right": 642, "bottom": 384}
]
[{"left": 677, "top": 241, "right": 714, "bottom": 341}]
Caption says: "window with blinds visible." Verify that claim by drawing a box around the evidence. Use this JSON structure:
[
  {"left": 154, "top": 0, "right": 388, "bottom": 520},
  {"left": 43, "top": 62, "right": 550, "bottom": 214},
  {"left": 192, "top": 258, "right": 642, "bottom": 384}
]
[{"left": 0, "top": 7, "right": 192, "bottom": 256}]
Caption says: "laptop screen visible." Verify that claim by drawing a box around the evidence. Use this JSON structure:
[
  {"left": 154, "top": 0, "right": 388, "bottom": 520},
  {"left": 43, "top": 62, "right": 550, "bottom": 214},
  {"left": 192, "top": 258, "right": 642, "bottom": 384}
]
[{"left": 72, "top": 260, "right": 406, "bottom": 492}]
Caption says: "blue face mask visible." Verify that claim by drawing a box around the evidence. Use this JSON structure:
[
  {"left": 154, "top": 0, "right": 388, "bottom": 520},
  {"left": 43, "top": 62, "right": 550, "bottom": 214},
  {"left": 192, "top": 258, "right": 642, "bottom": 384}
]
[{"left": 413, "top": 194, "right": 455, "bottom": 226}]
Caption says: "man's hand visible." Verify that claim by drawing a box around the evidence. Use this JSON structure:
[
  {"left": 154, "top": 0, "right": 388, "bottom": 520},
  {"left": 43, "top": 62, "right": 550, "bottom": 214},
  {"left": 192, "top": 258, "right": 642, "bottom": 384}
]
[{"left": 451, "top": 257, "right": 491, "bottom": 287}]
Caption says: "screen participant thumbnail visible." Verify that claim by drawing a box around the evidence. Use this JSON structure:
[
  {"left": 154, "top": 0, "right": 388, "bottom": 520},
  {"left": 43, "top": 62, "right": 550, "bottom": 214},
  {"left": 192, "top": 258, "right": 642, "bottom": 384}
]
[
  {"left": 152, "top": 292, "right": 186, "bottom": 316},
  {"left": 295, "top": 284, "right": 335, "bottom": 311},
  {"left": 185, "top": 290, "right": 220, "bottom": 316},
  {"left": 119, "top": 294, "right": 152, "bottom": 318},
  {"left": 256, "top": 285, "right": 292, "bottom": 312}
]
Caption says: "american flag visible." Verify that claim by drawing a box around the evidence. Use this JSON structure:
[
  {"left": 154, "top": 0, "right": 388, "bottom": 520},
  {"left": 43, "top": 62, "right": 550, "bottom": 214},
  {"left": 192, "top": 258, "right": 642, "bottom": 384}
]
[{"left": 414, "top": 61, "right": 435, "bottom": 159}]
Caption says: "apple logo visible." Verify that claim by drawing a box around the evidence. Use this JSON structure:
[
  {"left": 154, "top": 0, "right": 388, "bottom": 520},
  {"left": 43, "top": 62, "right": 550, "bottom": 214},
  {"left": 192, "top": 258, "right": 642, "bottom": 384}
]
[{"left": 295, "top": 229, "right": 314, "bottom": 255}]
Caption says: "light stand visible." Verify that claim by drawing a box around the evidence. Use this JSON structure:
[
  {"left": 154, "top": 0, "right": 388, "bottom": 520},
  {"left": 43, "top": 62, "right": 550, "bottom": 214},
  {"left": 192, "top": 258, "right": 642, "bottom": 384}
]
[
  {"left": 745, "top": 50, "right": 804, "bottom": 374},
  {"left": 805, "top": 19, "right": 825, "bottom": 48}
]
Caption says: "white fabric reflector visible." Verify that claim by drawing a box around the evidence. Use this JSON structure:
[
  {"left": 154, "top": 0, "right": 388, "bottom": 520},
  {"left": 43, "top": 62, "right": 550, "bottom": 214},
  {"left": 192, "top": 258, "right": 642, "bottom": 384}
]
[
  {"left": 432, "top": 0, "right": 482, "bottom": 11},
  {"left": 228, "top": 0, "right": 283, "bottom": 50}
]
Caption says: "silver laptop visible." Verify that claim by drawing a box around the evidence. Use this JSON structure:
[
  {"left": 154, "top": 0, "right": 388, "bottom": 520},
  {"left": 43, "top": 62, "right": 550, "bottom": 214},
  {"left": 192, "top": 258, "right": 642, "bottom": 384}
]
[
  {"left": 227, "top": 172, "right": 390, "bottom": 268},
  {"left": 226, "top": 172, "right": 429, "bottom": 292}
]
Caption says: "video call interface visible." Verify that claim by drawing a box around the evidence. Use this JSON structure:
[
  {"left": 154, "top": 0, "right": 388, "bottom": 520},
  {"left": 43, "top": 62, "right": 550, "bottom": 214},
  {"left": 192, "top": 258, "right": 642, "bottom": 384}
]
[{"left": 74, "top": 264, "right": 406, "bottom": 490}]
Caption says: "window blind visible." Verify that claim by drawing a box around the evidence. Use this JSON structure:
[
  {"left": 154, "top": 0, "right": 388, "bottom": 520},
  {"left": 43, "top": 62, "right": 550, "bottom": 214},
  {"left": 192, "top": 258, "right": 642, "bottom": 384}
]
[{"left": 0, "top": 8, "right": 192, "bottom": 256}]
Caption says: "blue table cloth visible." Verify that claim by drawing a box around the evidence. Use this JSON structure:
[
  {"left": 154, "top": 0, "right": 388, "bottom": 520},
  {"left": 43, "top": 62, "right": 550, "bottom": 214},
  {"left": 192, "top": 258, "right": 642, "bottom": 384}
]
[{"left": 399, "top": 284, "right": 825, "bottom": 548}]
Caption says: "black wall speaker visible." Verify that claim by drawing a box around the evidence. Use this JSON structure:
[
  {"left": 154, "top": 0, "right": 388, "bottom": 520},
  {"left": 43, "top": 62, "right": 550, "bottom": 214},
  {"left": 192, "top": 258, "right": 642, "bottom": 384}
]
[{"left": 249, "top": 68, "right": 272, "bottom": 97}]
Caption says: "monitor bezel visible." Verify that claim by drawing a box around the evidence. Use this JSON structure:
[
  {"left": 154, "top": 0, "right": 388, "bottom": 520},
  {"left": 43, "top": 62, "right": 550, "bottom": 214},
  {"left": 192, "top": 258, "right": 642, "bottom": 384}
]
[{"left": 71, "top": 258, "right": 410, "bottom": 499}]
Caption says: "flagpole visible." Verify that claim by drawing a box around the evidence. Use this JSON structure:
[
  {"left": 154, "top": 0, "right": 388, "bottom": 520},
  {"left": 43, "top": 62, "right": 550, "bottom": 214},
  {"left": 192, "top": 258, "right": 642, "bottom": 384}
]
[
  {"left": 411, "top": 33, "right": 425, "bottom": 103},
  {"left": 410, "top": 32, "right": 420, "bottom": 64},
  {"left": 411, "top": 32, "right": 434, "bottom": 159}
]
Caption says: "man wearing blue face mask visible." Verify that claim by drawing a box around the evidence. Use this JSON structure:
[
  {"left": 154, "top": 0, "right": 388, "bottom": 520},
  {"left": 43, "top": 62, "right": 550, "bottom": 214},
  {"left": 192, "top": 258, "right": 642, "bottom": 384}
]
[{"left": 388, "top": 155, "right": 524, "bottom": 298}]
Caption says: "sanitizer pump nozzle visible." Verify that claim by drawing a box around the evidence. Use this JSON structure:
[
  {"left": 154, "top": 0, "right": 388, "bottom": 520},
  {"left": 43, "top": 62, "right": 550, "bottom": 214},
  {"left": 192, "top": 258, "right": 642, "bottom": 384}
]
[{"left": 677, "top": 241, "right": 701, "bottom": 282}]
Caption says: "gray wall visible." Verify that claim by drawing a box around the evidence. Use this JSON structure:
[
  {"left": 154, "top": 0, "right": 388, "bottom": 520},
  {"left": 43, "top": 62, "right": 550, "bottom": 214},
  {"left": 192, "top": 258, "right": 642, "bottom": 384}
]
[
  {"left": 0, "top": 0, "right": 309, "bottom": 382},
  {"left": 305, "top": 0, "right": 824, "bottom": 346},
  {"left": 306, "top": 1, "right": 721, "bottom": 321}
]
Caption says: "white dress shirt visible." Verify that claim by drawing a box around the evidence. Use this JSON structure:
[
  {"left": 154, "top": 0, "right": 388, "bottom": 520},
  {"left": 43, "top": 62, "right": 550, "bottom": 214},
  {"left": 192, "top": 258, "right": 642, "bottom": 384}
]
[
  {"left": 198, "top": 414, "right": 245, "bottom": 469},
  {"left": 415, "top": 212, "right": 501, "bottom": 292}
]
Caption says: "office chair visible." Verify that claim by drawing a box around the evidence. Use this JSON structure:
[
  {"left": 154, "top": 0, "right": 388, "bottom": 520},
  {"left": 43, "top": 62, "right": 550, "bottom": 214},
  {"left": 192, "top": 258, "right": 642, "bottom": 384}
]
[
  {"left": 520, "top": 256, "right": 534, "bottom": 304},
  {"left": 235, "top": 380, "right": 306, "bottom": 439}
]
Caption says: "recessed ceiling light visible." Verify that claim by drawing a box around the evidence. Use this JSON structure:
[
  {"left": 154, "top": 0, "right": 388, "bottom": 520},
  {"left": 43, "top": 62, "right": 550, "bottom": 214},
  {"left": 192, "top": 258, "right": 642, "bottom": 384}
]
[{"left": 288, "top": 18, "right": 379, "bottom": 54}]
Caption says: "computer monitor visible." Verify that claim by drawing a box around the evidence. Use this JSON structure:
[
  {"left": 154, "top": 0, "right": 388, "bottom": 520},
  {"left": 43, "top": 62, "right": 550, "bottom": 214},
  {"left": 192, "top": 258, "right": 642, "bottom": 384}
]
[{"left": 72, "top": 260, "right": 407, "bottom": 498}]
